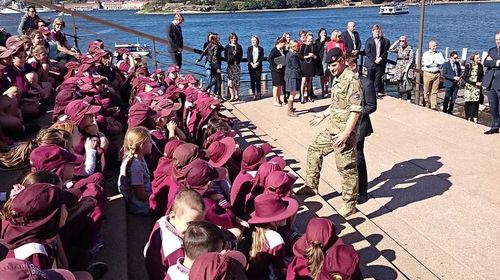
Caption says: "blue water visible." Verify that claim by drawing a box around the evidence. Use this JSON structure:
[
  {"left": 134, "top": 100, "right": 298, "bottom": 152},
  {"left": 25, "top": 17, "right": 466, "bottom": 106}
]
[{"left": 1, "top": 3, "right": 499, "bottom": 74}]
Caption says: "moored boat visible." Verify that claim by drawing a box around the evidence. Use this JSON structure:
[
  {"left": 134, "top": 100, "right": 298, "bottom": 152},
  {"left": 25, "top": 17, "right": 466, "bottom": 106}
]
[{"left": 379, "top": 2, "right": 410, "bottom": 15}]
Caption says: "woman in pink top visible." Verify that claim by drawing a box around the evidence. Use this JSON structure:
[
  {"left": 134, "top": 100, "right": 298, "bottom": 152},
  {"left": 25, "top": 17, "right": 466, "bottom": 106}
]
[{"left": 326, "top": 30, "right": 346, "bottom": 54}]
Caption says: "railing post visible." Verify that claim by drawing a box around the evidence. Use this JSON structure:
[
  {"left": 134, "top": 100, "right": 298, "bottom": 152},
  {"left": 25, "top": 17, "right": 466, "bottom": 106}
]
[
  {"left": 261, "top": 73, "right": 268, "bottom": 94},
  {"left": 481, "top": 51, "right": 488, "bottom": 64},
  {"left": 444, "top": 47, "right": 449, "bottom": 60},
  {"left": 152, "top": 39, "right": 158, "bottom": 70},
  {"left": 461, "top": 48, "right": 468, "bottom": 64},
  {"left": 415, "top": 0, "right": 426, "bottom": 106}
]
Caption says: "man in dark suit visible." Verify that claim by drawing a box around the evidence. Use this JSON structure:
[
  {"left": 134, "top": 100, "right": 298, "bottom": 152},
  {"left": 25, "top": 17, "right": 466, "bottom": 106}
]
[
  {"left": 166, "top": 13, "right": 184, "bottom": 69},
  {"left": 341, "top": 21, "right": 361, "bottom": 57},
  {"left": 364, "top": 24, "right": 390, "bottom": 98},
  {"left": 346, "top": 55, "right": 377, "bottom": 204},
  {"left": 441, "top": 51, "right": 462, "bottom": 114},
  {"left": 483, "top": 31, "right": 500, "bottom": 134}
]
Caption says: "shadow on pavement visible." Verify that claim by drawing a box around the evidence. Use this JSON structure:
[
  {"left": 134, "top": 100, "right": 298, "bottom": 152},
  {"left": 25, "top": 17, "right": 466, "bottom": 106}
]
[{"left": 367, "top": 156, "right": 452, "bottom": 219}]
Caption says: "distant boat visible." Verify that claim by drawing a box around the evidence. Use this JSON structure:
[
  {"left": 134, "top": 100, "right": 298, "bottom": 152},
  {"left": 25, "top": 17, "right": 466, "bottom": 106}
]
[
  {"left": 58, "top": 11, "right": 72, "bottom": 16},
  {"left": 0, "top": 0, "right": 55, "bottom": 14},
  {"left": 114, "top": 43, "right": 151, "bottom": 57},
  {"left": 380, "top": 2, "right": 410, "bottom": 15}
]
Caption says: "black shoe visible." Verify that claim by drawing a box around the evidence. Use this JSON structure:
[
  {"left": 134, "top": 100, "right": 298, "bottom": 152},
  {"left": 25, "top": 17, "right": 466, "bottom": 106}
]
[
  {"left": 484, "top": 128, "right": 499, "bottom": 135},
  {"left": 87, "top": 262, "right": 108, "bottom": 280},
  {"left": 357, "top": 194, "right": 369, "bottom": 204}
]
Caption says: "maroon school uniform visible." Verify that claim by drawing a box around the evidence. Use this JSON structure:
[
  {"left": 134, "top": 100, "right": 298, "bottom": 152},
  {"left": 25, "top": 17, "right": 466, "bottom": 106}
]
[
  {"left": 144, "top": 216, "right": 184, "bottom": 280},
  {"left": 247, "top": 229, "right": 286, "bottom": 280},
  {"left": 7, "top": 65, "right": 32, "bottom": 97}
]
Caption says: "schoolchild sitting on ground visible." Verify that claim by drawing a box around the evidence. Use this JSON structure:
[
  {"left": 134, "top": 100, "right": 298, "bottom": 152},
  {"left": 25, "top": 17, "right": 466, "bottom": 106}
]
[
  {"left": 149, "top": 139, "right": 185, "bottom": 218},
  {"left": 118, "top": 126, "right": 153, "bottom": 215},
  {"left": 207, "top": 136, "right": 238, "bottom": 197},
  {"left": 242, "top": 193, "right": 299, "bottom": 280},
  {"left": 286, "top": 218, "right": 362, "bottom": 280},
  {"left": 165, "top": 220, "right": 225, "bottom": 280},
  {"left": 144, "top": 189, "right": 205, "bottom": 280},
  {"left": 244, "top": 156, "right": 286, "bottom": 214},
  {"left": 165, "top": 64, "right": 179, "bottom": 87},
  {"left": 1, "top": 181, "right": 77, "bottom": 270},
  {"left": 0, "top": 128, "right": 72, "bottom": 169},
  {"left": 183, "top": 159, "right": 239, "bottom": 230},
  {"left": 64, "top": 99, "right": 109, "bottom": 173},
  {"left": 188, "top": 251, "right": 249, "bottom": 280},
  {"left": 231, "top": 143, "right": 272, "bottom": 218}
]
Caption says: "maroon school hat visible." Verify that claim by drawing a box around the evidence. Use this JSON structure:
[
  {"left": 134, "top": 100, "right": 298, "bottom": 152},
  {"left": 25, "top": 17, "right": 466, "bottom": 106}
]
[
  {"left": 242, "top": 143, "right": 272, "bottom": 170},
  {"left": 117, "top": 48, "right": 128, "bottom": 57},
  {"left": 185, "top": 74, "right": 197, "bottom": 84},
  {"left": 0, "top": 258, "right": 78, "bottom": 280},
  {"left": 64, "top": 99, "right": 101, "bottom": 126},
  {"left": 163, "top": 139, "right": 185, "bottom": 157},
  {"left": 87, "top": 40, "right": 104, "bottom": 54},
  {"left": 38, "top": 26, "right": 51, "bottom": 35},
  {"left": 248, "top": 193, "right": 298, "bottom": 224},
  {"left": 175, "top": 76, "right": 188, "bottom": 85},
  {"left": 184, "top": 159, "right": 226, "bottom": 194},
  {"left": 188, "top": 252, "right": 248, "bottom": 280},
  {"left": 293, "top": 218, "right": 340, "bottom": 257},
  {"left": 168, "top": 64, "right": 179, "bottom": 73},
  {"left": 264, "top": 170, "right": 297, "bottom": 197},
  {"left": 207, "top": 137, "right": 236, "bottom": 168},
  {"left": 172, "top": 143, "right": 205, "bottom": 169},
  {"left": 30, "top": 144, "right": 84, "bottom": 172},
  {"left": 11, "top": 183, "right": 76, "bottom": 222},
  {"left": 319, "top": 244, "right": 361, "bottom": 280},
  {"left": 76, "top": 76, "right": 99, "bottom": 94},
  {"left": 154, "top": 68, "right": 164, "bottom": 74},
  {"left": 150, "top": 98, "right": 182, "bottom": 117},
  {"left": 0, "top": 39, "right": 24, "bottom": 58},
  {"left": 127, "top": 102, "right": 158, "bottom": 128}
]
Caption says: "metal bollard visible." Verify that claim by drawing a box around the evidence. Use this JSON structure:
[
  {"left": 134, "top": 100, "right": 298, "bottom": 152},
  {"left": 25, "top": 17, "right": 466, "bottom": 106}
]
[
  {"left": 261, "top": 73, "right": 268, "bottom": 94},
  {"left": 199, "top": 78, "right": 204, "bottom": 88}
]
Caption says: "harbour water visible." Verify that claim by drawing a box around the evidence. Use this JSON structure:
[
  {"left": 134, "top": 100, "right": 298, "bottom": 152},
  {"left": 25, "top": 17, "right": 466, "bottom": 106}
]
[{"left": 1, "top": 3, "right": 499, "bottom": 75}]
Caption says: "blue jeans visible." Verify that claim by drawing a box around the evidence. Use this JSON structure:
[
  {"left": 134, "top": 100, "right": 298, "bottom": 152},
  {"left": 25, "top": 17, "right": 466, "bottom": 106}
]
[
  {"left": 443, "top": 85, "right": 458, "bottom": 114},
  {"left": 488, "top": 87, "right": 500, "bottom": 129}
]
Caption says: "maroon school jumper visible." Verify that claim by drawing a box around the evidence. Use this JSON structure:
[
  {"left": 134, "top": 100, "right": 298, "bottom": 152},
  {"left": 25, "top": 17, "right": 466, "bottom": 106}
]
[{"left": 144, "top": 216, "right": 184, "bottom": 280}]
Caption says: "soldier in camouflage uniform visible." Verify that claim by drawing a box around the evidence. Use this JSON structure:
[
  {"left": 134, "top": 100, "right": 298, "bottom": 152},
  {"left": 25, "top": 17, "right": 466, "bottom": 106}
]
[{"left": 296, "top": 47, "right": 363, "bottom": 218}]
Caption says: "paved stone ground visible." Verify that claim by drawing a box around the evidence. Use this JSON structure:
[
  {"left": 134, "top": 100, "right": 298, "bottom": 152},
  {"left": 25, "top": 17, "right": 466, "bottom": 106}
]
[{"left": 225, "top": 93, "right": 500, "bottom": 280}]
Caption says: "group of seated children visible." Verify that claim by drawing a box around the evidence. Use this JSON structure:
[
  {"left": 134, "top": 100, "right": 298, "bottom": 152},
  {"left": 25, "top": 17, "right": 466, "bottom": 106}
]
[{"left": 0, "top": 28, "right": 362, "bottom": 280}]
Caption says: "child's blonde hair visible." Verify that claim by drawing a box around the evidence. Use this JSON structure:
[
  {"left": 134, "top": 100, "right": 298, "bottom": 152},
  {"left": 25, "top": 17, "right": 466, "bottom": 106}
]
[
  {"left": 249, "top": 224, "right": 275, "bottom": 260},
  {"left": 32, "top": 45, "right": 47, "bottom": 57},
  {"left": 304, "top": 241, "right": 325, "bottom": 280},
  {"left": 122, "top": 126, "right": 151, "bottom": 159},
  {"left": 289, "top": 40, "right": 298, "bottom": 52},
  {"left": 0, "top": 129, "right": 72, "bottom": 168}
]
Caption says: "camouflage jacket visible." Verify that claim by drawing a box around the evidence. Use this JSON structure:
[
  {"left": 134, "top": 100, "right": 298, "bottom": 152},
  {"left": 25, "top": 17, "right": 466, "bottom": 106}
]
[{"left": 327, "top": 68, "right": 363, "bottom": 135}]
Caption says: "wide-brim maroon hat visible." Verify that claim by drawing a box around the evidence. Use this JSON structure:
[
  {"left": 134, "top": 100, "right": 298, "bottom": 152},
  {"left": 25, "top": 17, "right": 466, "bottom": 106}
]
[
  {"left": 127, "top": 102, "right": 158, "bottom": 128},
  {"left": 64, "top": 99, "right": 101, "bottom": 126},
  {"left": 30, "top": 144, "right": 84, "bottom": 173},
  {"left": 207, "top": 137, "right": 236, "bottom": 168},
  {"left": 264, "top": 170, "right": 297, "bottom": 197},
  {"left": 242, "top": 143, "right": 272, "bottom": 171},
  {"left": 293, "top": 217, "right": 340, "bottom": 257},
  {"left": 268, "top": 156, "right": 286, "bottom": 170},
  {"left": 0, "top": 258, "right": 78, "bottom": 280},
  {"left": 248, "top": 193, "right": 299, "bottom": 224},
  {"left": 319, "top": 244, "right": 361, "bottom": 280},
  {"left": 184, "top": 159, "right": 227, "bottom": 194}
]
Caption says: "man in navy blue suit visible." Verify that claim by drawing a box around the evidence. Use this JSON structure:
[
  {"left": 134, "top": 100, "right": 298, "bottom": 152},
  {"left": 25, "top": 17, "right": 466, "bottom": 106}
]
[
  {"left": 364, "top": 24, "right": 390, "bottom": 98},
  {"left": 483, "top": 32, "right": 500, "bottom": 134},
  {"left": 441, "top": 51, "right": 462, "bottom": 114},
  {"left": 341, "top": 22, "right": 362, "bottom": 57}
]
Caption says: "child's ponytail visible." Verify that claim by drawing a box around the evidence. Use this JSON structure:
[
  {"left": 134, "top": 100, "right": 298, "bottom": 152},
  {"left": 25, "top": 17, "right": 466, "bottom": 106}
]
[
  {"left": 249, "top": 226, "right": 267, "bottom": 260},
  {"left": 304, "top": 241, "right": 326, "bottom": 280}
]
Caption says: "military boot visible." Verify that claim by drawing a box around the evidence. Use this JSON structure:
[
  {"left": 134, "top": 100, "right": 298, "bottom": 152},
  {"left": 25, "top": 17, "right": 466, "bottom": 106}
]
[{"left": 338, "top": 203, "right": 357, "bottom": 218}]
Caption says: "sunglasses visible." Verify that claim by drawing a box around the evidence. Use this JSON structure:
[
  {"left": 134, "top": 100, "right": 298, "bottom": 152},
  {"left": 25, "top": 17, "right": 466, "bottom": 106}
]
[{"left": 399, "top": 40, "right": 406, "bottom": 42}]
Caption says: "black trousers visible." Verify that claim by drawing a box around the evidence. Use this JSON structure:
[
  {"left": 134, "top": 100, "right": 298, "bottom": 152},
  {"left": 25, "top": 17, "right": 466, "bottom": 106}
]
[
  {"left": 356, "top": 137, "right": 368, "bottom": 196},
  {"left": 169, "top": 51, "right": 182, "bottom": 69},
  {"left": 249, "top": 68, "right": 262, "bottom": 94},
  {"left": 464, "top": 101, "right": 480, "bottom": 120},
  {"left": 367, "top": 63, "right": 386, "bottom": 94}
]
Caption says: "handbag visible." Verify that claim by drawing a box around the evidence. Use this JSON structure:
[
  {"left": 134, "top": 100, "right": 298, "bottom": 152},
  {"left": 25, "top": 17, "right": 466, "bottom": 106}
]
[
  {"left": 399, "top": 72, "right": 413, "bottom": 94},
  {"left": 457, "top": 77, "right": 466, "bottom": 89}
]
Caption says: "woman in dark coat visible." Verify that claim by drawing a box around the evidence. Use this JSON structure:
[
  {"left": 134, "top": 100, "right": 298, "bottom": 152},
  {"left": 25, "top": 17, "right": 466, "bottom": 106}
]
[
  {"left": 247, "top": 35, "right": 264, "bottom": 100},
  {"left": 299, "top": 32, "right": 318, "bottom": 103},
  {"left": 268, "top": 37, "right": 288, "bottom": 106},
  {"left": 315, "top": 28, "right": 329, "bottom": 98},
  {"left": 225, "top": 32, "right": 243, "bottom": 102},
  {"left": 197, "top": 33, "right": 223, "bottom": 97}
]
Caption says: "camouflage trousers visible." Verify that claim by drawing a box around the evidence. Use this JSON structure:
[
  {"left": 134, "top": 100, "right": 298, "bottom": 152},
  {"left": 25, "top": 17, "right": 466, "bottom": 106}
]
[{"left": 305, "top": 129, "right": 359, "bottom": 207}]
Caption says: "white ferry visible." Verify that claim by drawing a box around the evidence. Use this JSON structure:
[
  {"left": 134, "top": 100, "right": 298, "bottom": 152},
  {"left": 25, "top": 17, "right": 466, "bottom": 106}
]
[
  {"left": 379, "top": 3, "right": 410, "bottom": 15},
  {"left": 113, "top": 43, "right": 151, "bottom": 57}
]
